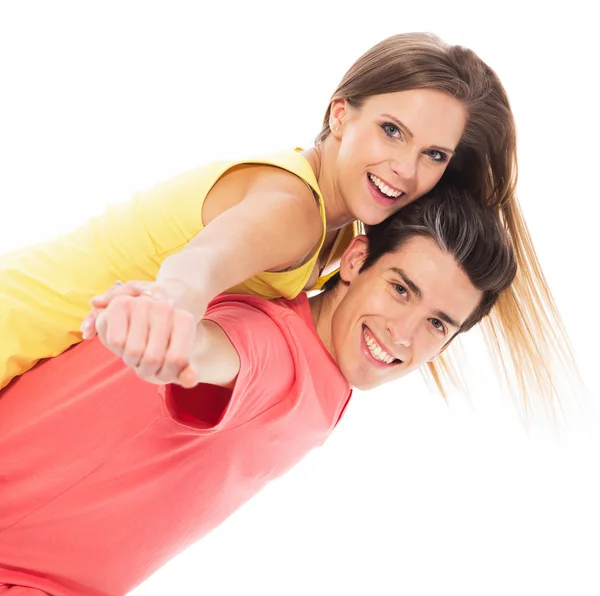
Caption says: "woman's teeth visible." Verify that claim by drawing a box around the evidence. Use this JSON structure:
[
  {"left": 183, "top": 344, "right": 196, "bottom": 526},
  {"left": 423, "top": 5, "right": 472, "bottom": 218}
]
[
  {"left": 368, "top": 173, "right": 403, "bottom": 199},
  {"left": 363, "top": 327, "right": 396, "bottom": 365}
]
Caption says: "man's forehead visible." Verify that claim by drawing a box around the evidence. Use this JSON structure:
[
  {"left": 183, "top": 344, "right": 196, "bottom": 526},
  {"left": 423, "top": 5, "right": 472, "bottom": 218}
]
[
  {"left": 380, "top": 237, "right": 452, "bottom": 293},
  {"left": 380, "top": 236, "right": 481, "bottom": 327},
  {"left": 384, "top": 235, "right": 443, "bottom": 268}
]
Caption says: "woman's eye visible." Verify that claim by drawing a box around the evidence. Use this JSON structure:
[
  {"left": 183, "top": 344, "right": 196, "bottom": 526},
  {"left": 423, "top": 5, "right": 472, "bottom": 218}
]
[
  {"left": 382, "top": 122, "right": 401, "bottom": 138},
  {"left": 425, "top": 149, "right": 448, "bottom": 163}
]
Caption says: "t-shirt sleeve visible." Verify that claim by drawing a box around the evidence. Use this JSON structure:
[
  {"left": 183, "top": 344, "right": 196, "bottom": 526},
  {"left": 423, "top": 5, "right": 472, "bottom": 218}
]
[{"left": 163, "top": 300, "right": 296, "bottom": 433}]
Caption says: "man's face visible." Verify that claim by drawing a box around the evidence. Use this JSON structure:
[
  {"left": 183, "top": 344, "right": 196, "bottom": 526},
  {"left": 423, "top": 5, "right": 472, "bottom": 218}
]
[{"left": 329, "top": 235, "right": 483, "bottom": 390}]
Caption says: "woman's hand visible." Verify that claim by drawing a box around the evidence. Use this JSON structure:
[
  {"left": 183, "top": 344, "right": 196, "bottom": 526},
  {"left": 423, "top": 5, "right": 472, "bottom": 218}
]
[{"left": 81, "top": 281, "right": 148, "bottom": 340}]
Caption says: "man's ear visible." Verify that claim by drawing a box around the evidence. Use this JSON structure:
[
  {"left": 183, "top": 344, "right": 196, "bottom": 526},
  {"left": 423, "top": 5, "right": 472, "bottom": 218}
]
[{"left": 339, "top": 235, "right": 369, "bottom": 284}]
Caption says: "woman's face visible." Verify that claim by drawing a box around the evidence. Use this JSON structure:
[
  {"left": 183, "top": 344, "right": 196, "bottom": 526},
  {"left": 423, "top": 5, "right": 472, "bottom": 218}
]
[{"left": 329, "top": 89, "right": 467, "bottom": 225}]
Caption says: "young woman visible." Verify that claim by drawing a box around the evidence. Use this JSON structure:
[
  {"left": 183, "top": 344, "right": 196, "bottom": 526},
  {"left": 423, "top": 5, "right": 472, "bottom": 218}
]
[{"left": 0, "top": 32, "right": 575, "bottom": 409}]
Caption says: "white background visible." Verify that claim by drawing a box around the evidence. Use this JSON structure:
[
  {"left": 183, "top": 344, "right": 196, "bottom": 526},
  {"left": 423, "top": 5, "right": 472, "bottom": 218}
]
[{"left": 1, "top": 1, "right": 598, "bottom": 595}]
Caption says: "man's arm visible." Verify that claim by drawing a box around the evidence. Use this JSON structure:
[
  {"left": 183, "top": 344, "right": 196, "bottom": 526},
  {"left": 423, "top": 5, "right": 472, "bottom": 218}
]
[
  {"left": 94, "top": 293, "right": 241, "bottom": 388},
  {"left": 189, "top": 320, "right": 241, "bottom": 389},
  {"left": 96, "top": 293, "right": 298, "bottom": 432}
]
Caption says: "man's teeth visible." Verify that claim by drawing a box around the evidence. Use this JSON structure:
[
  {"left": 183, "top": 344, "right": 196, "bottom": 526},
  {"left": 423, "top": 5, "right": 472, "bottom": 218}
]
[
  {"left": 363, "top": 328, "right": 396, "bottom": 364},
  {"left": 368, "top": 173, "right": 402, "bottom": 199}
]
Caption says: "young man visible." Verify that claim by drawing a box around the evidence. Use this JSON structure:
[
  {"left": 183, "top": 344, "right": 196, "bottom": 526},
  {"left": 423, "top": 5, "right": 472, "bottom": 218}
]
[{"left": 0, "top": 189, "right": 516, "bottom": 595}]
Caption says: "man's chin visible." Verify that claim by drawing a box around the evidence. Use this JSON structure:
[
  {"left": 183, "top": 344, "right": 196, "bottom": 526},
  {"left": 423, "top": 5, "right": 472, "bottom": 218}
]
[
  {"left": 349, "top": 368, "right": 410, "bottom": 392},
  {"left": 348, "top": 376, "right": 388, "bottom": 392}
]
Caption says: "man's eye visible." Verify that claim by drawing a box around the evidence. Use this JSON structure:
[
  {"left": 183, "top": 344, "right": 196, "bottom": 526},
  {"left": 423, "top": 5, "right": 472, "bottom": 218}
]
[
  {"left": 394, "top": 284, "right": 408, "bottom": 297},
  {"left": 430, "top": 318, "right": 446, "bottom": 333}
]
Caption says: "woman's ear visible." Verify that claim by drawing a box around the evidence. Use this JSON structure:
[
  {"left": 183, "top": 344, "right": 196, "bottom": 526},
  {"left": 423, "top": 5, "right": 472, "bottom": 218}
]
[{"left": 329, "top": 99, "right": 349, "bottom": 138}]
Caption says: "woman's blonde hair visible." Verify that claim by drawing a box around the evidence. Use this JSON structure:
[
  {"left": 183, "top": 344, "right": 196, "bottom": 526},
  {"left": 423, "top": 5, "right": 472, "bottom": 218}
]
[{"left": 317, "top": 33, "right": 578, "bottom": 414}]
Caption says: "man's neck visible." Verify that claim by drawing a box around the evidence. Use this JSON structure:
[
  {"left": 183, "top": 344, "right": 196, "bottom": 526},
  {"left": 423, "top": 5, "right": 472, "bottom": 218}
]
[{"left": 308, "top": 289, "right": 341, "bottom": 361}]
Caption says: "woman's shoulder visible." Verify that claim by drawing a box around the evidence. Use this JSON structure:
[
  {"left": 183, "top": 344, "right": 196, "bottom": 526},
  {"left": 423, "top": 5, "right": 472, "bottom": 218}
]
[{"left": 228, "top": 148, "right": 321, "bottom": 199}]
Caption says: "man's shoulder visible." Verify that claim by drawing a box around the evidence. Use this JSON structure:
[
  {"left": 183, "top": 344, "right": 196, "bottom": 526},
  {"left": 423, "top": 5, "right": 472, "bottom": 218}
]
[
  {"left": 204, "top": 292, "right": 350, "bottom": 422},
  {"left": 207, "top": 292, "right": 309, "bottom": 323},
  {"left": 205, "top": 292, "right": 333, "bottom": 370}
]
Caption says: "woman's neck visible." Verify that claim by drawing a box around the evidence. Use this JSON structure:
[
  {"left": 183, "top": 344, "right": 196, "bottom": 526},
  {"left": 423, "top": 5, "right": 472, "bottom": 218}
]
[{"left": 302, "top": 144, "right": 355, "bottom": 230}]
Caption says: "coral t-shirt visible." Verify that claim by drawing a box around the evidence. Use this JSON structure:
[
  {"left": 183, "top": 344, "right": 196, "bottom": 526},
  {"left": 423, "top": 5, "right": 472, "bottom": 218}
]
[{"left": 0, "top": 293, "right": 351, "bottom": 596}]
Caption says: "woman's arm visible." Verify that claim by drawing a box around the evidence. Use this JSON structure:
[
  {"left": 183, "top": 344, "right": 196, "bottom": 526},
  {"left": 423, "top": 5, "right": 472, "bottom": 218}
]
[
  {"left": 85, "top": 164, "right": 322, "bottom": 330},
  {"left": 1, "top": 164, "right": 321, "bottom": 390},
  {"left": 155, "top": 165, "right": 323, "bottom": 319},
  {"left": 0, "top": 197, "right": 166, "bottom": 390},
  {"left": 83, "top": 166, "right": 322, "bottom": 386}
]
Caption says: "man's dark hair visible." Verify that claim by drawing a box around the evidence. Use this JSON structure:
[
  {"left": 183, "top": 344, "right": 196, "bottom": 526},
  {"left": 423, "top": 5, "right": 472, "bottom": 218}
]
[{"left": 323, "top": 186, "right": 517, "bottom": 333}]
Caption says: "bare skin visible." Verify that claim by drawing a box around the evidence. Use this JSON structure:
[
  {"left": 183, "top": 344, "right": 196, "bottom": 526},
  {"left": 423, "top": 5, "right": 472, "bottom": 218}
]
[
  {"left": 95, "top": 235, "right": 482, "bottom": 391},
  {"left": 85, "top": 89, "right": 467, "bottom": 385}
]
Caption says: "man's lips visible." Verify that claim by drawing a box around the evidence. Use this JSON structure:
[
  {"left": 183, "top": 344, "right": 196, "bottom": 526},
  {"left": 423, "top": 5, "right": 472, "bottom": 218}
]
[{"left": 362, "top": 324, "right": 402, "bottom": 366}]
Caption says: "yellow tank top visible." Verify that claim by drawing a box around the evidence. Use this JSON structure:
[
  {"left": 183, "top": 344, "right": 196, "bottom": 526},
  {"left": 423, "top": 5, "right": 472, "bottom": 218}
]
[{"left": 0, "top": 149, "right": 355, "bottom": 389}]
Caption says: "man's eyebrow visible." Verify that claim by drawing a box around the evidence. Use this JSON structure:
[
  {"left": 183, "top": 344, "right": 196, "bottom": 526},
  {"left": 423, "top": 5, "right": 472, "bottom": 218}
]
[
  {"left": 432, "top": 309, "right": 461, "bottom": 330},
  {"left": 388, "top": 267, "right": 461, "bottom": 329},
  {"left": 381, "top": 113, "right": 456, "bottom": 155},
  {"left": 389, "top": 267, "right": 421, "bottom": 299}
]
